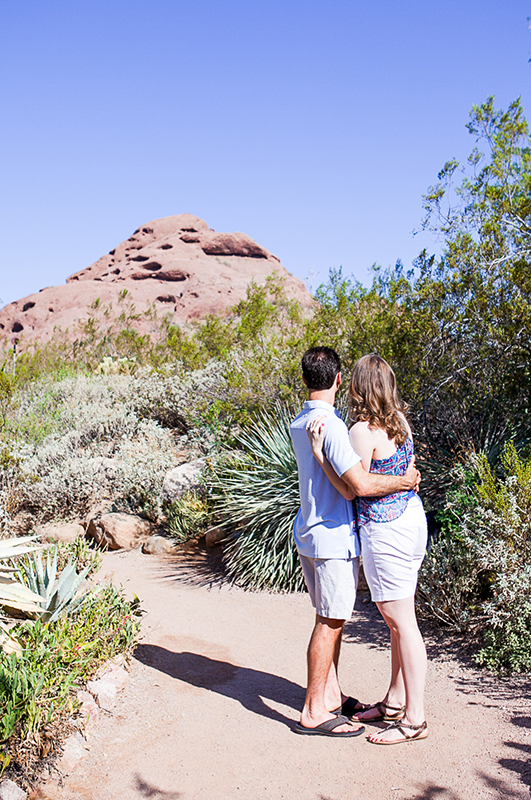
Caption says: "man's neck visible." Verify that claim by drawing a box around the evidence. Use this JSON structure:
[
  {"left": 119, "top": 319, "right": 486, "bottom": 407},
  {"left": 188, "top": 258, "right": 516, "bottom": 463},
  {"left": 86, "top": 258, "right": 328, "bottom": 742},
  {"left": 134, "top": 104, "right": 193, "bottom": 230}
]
[{"left": 308, "top": 389, "right": 336, "bottom": 406}]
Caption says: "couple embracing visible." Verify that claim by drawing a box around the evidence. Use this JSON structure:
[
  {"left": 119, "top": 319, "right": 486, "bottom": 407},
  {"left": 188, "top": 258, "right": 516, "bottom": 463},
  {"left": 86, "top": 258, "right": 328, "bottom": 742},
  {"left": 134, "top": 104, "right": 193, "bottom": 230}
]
[{"left": 290, "top": 347, "right": 428, "bottom": 745}]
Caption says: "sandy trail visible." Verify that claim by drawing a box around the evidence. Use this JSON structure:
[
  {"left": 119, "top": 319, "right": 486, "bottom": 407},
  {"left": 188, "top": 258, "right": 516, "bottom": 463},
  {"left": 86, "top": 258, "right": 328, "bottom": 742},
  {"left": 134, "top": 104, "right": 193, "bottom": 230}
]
[{"left": 41, "top": 547, "right": 531, "bottom": 800}]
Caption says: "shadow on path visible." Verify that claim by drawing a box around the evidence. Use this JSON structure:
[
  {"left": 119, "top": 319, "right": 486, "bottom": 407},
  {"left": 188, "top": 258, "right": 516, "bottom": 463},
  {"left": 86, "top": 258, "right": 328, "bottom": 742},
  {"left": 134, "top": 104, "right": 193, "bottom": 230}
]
[
  {"left": 133, "top": 774, "right": 181, "bottom": 798},
  {"left": 134, "top": 644, "right": 306, "bottom": 729}
]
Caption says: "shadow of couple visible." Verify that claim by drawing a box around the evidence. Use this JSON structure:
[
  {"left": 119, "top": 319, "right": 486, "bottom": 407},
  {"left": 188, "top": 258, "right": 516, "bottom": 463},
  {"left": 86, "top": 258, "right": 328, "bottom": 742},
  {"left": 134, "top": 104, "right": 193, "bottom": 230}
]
[{"left": 134, "top": 643, "right": 306, "bottom": 728}]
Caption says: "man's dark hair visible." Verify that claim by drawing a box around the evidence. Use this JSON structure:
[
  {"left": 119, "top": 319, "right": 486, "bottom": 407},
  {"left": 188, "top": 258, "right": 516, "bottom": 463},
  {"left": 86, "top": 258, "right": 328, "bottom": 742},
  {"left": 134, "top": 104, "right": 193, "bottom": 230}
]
[{"left": 301, "top": 347, "right": 341, "bottom": 391}]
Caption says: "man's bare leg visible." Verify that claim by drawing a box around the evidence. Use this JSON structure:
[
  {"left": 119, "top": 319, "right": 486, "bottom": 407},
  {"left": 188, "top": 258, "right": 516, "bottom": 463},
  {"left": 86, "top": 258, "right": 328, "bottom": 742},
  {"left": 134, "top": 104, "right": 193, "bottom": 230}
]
[
  {"left": 323, "top": 625, "right": 342, "bottom": 712},
  {"left": 300, "top": 614, "right": 363, "bottom": 733}
]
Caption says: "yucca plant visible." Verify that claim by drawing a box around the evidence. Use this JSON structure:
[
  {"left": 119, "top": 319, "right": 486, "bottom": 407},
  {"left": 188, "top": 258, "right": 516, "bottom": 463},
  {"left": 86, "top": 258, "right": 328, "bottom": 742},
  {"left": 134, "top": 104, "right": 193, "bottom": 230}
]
[
  {"left": 16, "top": 547, "right": 92, "bottom": 623},
  {"left": 209, "top": 405, "right": 304, "bottom": 591},
  {"left": 0, "top": 537, "right": 46, "bottom": 617}
]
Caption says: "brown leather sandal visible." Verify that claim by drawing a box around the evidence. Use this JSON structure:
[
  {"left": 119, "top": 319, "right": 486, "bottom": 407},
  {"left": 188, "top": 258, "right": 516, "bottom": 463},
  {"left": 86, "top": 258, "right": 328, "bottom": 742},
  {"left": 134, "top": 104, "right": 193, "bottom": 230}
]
[
  {"left": 369, "top": 720, "right": 428, "bottom": 745},
  {"left": 352, "top": 701, "right": 405, "bottom": 722}
]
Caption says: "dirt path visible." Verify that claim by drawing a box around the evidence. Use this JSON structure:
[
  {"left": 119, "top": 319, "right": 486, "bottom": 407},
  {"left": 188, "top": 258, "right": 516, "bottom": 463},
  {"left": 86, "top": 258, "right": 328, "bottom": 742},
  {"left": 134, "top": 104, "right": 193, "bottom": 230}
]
[{"left": 41, "top": 547, "right": 531, "bottom": 800}]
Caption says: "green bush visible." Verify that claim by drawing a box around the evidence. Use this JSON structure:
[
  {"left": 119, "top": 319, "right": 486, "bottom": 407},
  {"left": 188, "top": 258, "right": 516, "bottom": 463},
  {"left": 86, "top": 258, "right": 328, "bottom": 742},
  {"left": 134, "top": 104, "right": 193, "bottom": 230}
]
[
  {"left": 0, "top": 583, "right": 141, "bottom": 782},
  {"left": 165, "top": 491, "right": 210, "bottom": 542},
  {"left": 208, "top": 406, "right": 304, "bottom": 592},
  {"left": 418, "top": 442, "right": 531, "bottom": 672}
]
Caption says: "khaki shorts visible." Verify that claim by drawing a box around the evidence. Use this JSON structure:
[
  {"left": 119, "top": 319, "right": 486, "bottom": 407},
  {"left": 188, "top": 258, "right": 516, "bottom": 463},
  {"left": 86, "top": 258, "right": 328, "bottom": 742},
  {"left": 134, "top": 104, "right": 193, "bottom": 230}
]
[{"left": 299, "top": 555, "right": 359, "bottom": 620}]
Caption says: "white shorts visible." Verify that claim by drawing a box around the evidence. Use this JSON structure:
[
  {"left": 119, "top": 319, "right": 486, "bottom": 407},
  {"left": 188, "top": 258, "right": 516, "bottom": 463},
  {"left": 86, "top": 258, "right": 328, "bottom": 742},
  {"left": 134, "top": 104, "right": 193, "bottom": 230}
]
[
  {"left": 359, "top": 495, "right": 427, "bottom": 603},
  {"left": 299, "top": 555, "right": 359, "bottom": 620}
]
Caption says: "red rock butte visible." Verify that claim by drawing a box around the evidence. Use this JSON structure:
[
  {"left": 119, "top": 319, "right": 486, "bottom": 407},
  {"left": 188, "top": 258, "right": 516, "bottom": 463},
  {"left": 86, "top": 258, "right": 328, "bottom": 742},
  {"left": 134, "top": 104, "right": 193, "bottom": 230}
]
[{"left": 0, "top": 214, "right": 313, "bottom": 349}]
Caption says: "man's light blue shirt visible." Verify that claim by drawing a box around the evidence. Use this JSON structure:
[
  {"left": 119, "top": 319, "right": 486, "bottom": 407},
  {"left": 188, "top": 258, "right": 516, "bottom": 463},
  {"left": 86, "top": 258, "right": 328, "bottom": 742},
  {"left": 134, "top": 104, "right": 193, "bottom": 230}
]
[{"left": 290, "top": 400, "right": 361, "bottom": 559}]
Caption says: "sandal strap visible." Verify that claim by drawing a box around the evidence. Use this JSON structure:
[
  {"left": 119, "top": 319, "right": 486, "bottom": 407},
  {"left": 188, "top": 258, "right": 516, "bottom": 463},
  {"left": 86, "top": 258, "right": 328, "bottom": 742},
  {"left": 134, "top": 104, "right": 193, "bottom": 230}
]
[{"left": 384, "top": 720, "right": 427, "bottom": 739}]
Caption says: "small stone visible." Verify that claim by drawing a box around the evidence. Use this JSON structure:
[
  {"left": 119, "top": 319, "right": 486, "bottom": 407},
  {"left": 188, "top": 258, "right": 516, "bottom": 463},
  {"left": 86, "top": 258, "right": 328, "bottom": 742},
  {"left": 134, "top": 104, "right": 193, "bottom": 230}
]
[
  {"left": 0, "top": 780, "right": 26, "bottom": 800},
  {"left": 76, "top": 689, "right": 100, "bottom": 731},
  {"left": 142, "top": 534, "right": 176, "bottom": 555},
  {"left": 57, "top": 732, "right": 86, "bottom": 775},
  {"left": 87, "top": 678, "right": 117, "bottom": 711},
  {"left": 205, "top": 525, "right": 228, "bottom": 547},
  {"left": 96, "top": 664, "right": 129, "bottom": 692}
]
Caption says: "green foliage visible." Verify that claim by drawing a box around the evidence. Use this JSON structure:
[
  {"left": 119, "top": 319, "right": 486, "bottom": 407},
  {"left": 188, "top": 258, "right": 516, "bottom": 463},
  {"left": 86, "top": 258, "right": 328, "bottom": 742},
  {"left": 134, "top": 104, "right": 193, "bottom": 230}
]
[
  {"left": 165, "top": 492, "right": 210, "bottom": 542},
  {"left": 418, "top": 442, "right": 531, "bottom": 672},
  {"left": 56, "top": 538, "right": 102, "bottom": 576},
  {"left": 16, "top": 547, "right": 92, "bottom": 623},
  {"left": 209, "top": 406, "right": 304, "bottom": 591},
  {"left": 0, "top": 653, "right": 45, "bottom": 742},
  {"left": 0, "top": 537, "right": 46, "bottom": 617},
  {"left": 0, "top": 583, "right": 141, "bottom": 754}
]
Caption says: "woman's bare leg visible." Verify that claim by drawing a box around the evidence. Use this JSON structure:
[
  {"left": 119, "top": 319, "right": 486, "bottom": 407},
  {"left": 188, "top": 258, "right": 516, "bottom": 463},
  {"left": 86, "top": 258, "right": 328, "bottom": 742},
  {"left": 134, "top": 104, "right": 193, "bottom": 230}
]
[
  {"left": 353, "top": 615, "right": 406, "bottom": 721},
  {"left": 369, "top": 596, "right": 426, "bottom": 743}
]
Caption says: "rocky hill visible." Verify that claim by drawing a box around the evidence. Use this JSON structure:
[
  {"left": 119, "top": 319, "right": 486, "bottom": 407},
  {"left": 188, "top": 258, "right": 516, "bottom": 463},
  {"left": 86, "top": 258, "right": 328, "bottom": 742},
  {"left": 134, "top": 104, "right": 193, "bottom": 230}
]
[{"left": 0, "top": 214, "right": 313, "bottom": 349}]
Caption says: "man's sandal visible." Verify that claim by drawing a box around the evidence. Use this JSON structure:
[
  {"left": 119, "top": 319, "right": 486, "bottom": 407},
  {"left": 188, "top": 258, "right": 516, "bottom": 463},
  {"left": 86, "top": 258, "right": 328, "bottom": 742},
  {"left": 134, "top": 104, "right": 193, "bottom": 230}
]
[
  {"left": 352, "top": 701, "right": 405, "bottom": 722},
  {"left": 295, "top": 714, "right": 366, "bottom": 738},
  {"left": 331, "top": 697, "right": 369, "bottom": 718},
  {"left": 369, "top": 720, "right": 428, "bottom": 745}
]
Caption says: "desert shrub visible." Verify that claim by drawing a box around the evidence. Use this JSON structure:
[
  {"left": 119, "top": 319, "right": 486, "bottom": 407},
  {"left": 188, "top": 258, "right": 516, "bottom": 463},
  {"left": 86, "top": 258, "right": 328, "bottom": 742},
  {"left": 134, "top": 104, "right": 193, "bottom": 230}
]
[
  {"left": 0, "top": 365, "right": 231, "bottom": 525},
  {"left": 165, "top": 491, "right": 210, "bottom": 542},
  {"left": 418, "top": 442, "right": 531, "bottom": 672},
  {"left": 208, "top": 406, "right": 304, "bottom": 591}
]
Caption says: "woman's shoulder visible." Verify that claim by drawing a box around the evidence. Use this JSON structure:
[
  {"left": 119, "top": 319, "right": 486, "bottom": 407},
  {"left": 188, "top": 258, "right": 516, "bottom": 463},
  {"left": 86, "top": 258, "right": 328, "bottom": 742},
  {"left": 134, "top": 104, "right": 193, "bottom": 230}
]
[{"left": 349, "top": 420, "right": 386, "bottom": 442}]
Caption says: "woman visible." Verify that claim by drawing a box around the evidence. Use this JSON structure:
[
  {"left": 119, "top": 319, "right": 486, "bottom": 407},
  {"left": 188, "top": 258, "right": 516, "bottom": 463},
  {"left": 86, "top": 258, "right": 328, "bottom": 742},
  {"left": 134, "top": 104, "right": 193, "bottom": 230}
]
[{"left": 307, "top": 353, "right": 428, "bottom": 744}]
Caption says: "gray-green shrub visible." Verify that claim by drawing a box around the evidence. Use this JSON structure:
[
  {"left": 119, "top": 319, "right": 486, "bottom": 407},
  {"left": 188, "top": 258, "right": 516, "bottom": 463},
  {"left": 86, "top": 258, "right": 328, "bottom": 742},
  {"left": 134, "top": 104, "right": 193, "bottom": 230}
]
[{"left": 418, "top": 442, "right": 531, "bottom": 672}]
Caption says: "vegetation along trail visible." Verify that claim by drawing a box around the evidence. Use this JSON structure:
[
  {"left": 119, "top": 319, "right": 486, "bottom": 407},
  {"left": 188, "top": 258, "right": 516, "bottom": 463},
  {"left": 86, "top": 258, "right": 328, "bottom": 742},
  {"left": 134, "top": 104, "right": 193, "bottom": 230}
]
[{"left": 41, "top": 548, "right": 531, "bottom": 800}]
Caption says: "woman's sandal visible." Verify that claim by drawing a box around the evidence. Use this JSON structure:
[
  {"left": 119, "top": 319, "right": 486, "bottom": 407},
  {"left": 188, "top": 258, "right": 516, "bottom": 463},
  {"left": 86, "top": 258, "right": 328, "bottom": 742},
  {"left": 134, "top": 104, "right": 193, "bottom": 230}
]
[
  {"left": 352, "top": 701, "right": 405, "bottom": 722},
  {"left": 369, "top": 720, "right": 428, "bottom": 745}
]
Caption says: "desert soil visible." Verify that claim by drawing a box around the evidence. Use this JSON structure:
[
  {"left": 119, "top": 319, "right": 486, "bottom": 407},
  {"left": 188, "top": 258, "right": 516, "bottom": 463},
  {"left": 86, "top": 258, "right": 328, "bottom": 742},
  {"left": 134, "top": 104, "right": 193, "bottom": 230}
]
[{"left": 40, "top": 545, "right": 531, "bottom": 800}]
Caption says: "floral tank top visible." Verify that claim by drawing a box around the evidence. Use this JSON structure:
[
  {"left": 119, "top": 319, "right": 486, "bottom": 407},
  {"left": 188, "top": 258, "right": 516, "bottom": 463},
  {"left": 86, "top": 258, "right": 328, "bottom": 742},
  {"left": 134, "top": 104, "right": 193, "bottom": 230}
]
[{"left": 356, "top": 437, "right": 416, "bottom": 525}]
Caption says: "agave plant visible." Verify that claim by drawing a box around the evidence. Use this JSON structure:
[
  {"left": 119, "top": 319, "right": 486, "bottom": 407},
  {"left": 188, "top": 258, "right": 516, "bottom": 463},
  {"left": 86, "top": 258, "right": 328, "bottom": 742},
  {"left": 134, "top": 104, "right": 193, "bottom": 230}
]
[
  {"left": 0, "top": 536, "right": 46, "bottom": 616},
  {"left": 209, "top": 405, "right": 304, "bottom": 592},
  {"left": 17, "top": 547, "right": 93, "bottom": 623}
]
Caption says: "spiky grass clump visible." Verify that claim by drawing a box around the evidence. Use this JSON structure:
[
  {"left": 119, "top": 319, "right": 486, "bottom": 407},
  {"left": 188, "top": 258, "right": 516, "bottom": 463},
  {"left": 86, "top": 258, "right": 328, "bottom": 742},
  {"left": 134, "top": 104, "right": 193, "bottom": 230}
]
[{"left": 209, "top": 406, "right": 304, "bottom": 592}]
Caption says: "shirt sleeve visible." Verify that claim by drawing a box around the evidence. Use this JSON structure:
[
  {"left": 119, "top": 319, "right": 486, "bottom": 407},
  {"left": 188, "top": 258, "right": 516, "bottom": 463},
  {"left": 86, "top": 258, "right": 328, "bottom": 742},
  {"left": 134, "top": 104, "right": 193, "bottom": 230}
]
[{"left": 324, "top": 418, "right": 361, "bottom": 477}]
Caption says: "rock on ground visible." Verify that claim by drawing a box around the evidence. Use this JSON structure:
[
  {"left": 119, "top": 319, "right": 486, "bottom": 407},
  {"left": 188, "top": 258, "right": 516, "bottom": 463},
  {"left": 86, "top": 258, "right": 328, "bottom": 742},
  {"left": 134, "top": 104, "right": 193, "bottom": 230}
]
[
  {"left": 142, "top": 535, "right": 176, "bottom": 555},
  {"left": 86, "top": 679, "right": 117, "bottom": 711},
  {"left": 204, "top": 525, "right": 229, "bottom": 547},
  {"left": 0, "top": 780, "right": 26, "bottom": 800},
  {"left": 35, "top": 522, "right": 84, "bottom": 543},
  {"left": 162, "top": 459, "right": 205, "bottom": 502},
  {"left": 56, "top": 732, "right": 87, "bottom": 776},
  {"left": 86, "top": 513, "right": 152, "bottom": 550}
]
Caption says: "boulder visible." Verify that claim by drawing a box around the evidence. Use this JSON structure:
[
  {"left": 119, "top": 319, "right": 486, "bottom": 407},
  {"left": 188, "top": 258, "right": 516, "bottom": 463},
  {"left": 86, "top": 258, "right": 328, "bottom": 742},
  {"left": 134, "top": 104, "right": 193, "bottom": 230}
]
[
  {"left": 86, "top": 678, "right": 117, "bottom": 711},
  {"left": 86, "top": 512, "right": 153, "bottom": 550},
  {"left": 142, "top": 534, "right": 176, "bottom": 555},
  {"left": 162, "top": 459, "right": 205, "bottom": 502},
  {"left": 35, "top": 521, "right": 83, "bottom": 543},
  {"left": 0, "top": 780, "right": 26, "bottom": 800}
]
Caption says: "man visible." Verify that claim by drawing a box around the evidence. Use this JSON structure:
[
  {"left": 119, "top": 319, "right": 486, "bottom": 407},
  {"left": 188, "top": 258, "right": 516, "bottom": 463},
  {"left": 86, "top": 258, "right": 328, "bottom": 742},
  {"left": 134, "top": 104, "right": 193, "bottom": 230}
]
[{"left": 290, "top": 346, "right": 420, "bottom": 737}]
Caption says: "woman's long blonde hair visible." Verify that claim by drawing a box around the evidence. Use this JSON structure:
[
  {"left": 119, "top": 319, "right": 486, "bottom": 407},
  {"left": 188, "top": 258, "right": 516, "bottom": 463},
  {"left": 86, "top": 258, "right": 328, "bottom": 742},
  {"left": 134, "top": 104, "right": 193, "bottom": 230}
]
[{"left": 348, "top": 354, "right": 409, "bottom": 446}]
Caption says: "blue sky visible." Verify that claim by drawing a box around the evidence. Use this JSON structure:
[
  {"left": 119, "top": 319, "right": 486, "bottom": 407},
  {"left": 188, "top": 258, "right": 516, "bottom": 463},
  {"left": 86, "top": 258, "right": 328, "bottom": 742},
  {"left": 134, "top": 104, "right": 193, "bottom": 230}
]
[{"left": 1, "top": 0, "right": 530, "bottom": 307}]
